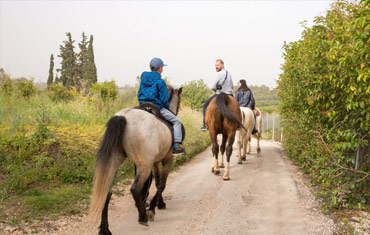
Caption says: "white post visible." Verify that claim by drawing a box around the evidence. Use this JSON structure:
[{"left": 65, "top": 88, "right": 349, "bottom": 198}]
[
  {"left": 281, "top": 127, "right": 283, "bottom": 143},
  {"left": 272, "top": 113, "right": 275, "bottom": 141}
]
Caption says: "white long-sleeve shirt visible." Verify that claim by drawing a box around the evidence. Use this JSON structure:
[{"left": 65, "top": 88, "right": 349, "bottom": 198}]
[{"left": 210, "top": 69, "right": 234, "bottom": 95}]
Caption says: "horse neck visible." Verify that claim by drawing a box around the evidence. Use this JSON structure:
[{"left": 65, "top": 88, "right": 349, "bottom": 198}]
[{"left": 169, "top": 96, "right": 178, "bottom": 115}]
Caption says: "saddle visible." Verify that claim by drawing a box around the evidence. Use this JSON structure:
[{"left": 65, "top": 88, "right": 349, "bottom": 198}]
[
  {"left": 134, "top": 103, "right": 185, "bottom": 144},
  {"left": 253, "top": 109, "right": 260, "bottom": 117}
]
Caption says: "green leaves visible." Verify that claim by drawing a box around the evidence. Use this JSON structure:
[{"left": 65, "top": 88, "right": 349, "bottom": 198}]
[{"left": 278, "top": 0, "right": 370, "bottom": 209}]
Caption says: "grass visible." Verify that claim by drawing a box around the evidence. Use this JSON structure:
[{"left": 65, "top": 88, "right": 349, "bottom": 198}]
[{"left": 0, "top": 90, "right": 210, "bottom": 227}]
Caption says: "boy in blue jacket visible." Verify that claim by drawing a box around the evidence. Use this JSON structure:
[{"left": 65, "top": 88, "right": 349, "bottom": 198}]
[{"left": 138, "top": 57, "right": 185, "bottom": 154}]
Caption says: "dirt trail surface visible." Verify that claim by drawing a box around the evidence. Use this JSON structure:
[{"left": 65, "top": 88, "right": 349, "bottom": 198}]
[
  {"left": 5, "top": 139, "right": 340, "bottom": 234},
  {"left": 55, "top": 139, "right": 336, "bottom": 235}
]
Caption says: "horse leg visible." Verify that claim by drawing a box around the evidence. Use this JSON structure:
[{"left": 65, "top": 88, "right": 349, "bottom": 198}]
[
  {"left": 157, "top": 153, "right": 173, "bottom": 210},
  {"left": 241, "top": 136, "right": 247, "bottom": 161},
  {"left": 98, "top": 191, "right": 112, "bottom": 235},
  {"left": 237, "top": 130, "right": 243, "bottom": 164},
  {"left": 223, "top": 133, "right": 235, "bottom": 181},
  {"left": 257, "top": 133, "right": 261, "bottom": 153},
  {"left": 210, "top": 132, "right": 220, "bottom": 175},
  {"left": 130, "top": 165, "right": 152, "bottom": 226},
  {"left": 219, "top": 132, "right": 227, "bottom": 168},
  {"left": 246, "top": 135, "right": 251, "bottom": 154}
]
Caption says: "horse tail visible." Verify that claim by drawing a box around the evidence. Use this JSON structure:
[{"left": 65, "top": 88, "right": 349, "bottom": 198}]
[
  {"left": 216, "top": 93, "right": 247, "bottom": 131},
  {"left": 89, "top": 115, "right": 126, "bottom": 221}
]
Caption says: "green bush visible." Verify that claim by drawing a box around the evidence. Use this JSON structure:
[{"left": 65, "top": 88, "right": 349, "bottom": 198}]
[
  {"left": 90, "top": 80, "right": 118, "bottom": 102},
  {"left": 278, "top": 0, "right": 370, "bottom": 209},
  {"left": 48, "top": 83, "right": 75, "bottom": 102},
  {"left": 16, "top": 79, "right": 37, "bottom": 99},
  {"left": 181, "top": 79, "right": 213, "bottom": 111}
]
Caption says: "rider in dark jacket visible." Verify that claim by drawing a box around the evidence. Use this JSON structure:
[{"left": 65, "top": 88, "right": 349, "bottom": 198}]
[{"left": 235, "top": 79, "right": 257, "bottom": 134}]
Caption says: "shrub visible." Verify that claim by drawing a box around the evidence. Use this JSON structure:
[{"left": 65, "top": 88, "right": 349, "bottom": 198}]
[
  {"left": 16, "top": 79, "right": 37, "bottom": 99},
  {"left": 278, "top": 0, "right": 370, "bottom": 209},
  {"left": 48, "top": 83, "right": 75, "bottom": 102},
  {"left": 181, "top": 79, "right": 213, "bottom": 111},
  {"left": 90, "top": 80, "right": 118, "bottom": 102}
]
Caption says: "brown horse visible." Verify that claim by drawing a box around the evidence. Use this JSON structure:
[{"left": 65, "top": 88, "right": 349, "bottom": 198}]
[{"left": 205, "top": 92, "right": 245, "bottom": 180}]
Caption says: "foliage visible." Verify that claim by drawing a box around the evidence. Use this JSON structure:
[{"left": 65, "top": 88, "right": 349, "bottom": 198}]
[
  {"left": 16, "top": 79, "right": 37, "bottom": 99},
  {"left": 58, "top": 32, "right": 79, "bottom": 89},
  {"left": 56, "top": 32, "right": 97, "bottom": 92},
  {"left": 48, "top": 83, "right": 75, "bottom": 102},
  {"left": 278, "top": 0, "right": 370, "bottom": 209},
  {"left": 0, "top": 79, "right": 210, "bottom": 225},
  {"left": 90, "top": 80, "right": 118, "bottom": 102},
  {"left": 181, "top": 79, "right": 213, "bottom": 111},
  {"left": 0, "top": 69, "right": 13, "bottom": 97}
]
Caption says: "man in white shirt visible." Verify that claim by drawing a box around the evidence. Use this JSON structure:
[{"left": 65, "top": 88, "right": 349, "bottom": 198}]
[{"left": 200, "top": 59, "right": 234, "bottom": 131}]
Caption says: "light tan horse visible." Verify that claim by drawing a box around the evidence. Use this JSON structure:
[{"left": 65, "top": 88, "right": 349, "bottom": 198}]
[
  {"left": 253, "top": 108, "right": 263, "bottom": 153},
  {"left": 89, "top": 88, "right": 182, "bottom": 234},
  {"left": 236, "top": 107, "right": 263, "bottom": 162}
]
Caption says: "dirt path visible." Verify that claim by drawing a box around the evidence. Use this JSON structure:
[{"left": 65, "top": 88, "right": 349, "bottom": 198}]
[{"left": 55, "top": 139, "right": 336, "bottom": 235}]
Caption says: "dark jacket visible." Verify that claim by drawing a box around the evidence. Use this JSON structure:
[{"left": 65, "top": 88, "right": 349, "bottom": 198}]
[
  {"left": 235, "top": 89, "right": 255, "bottom": 109},
  {"left": 137, "top": 71, "right": 170, "bottom": 110}
]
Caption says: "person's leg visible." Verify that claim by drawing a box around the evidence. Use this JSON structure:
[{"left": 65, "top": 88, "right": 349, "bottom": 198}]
[
  {"left": 160, "top": 108, "right": 182, "bottom": 144},
  {"left": 202, "top": 94, "right": 218, "bottom": 126}
]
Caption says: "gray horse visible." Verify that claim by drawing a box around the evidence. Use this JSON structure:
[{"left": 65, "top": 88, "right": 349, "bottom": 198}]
[{"left": 89, "top": 87, "right": 183, "bottom": 234}]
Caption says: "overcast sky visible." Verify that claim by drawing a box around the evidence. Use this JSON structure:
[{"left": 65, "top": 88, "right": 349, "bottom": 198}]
[{"left": 0, "top": 0, "right": 336, "bottom": 88}]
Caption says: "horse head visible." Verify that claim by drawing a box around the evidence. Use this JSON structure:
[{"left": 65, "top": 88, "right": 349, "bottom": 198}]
[{"left": 168, "top": 86, "right": 183, "bottom": 116}]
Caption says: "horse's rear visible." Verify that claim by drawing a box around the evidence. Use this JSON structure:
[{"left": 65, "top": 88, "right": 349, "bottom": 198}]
[
  {"left": 205, "top": 93, "right": 242, "bottom": 180},
  {"left": 89, "top": 109, "right": 173, "bottom": 233},
  {"left": 237, "top": 107, "right": 255, "bottom": 163},
  {"left": 253, "top": 108, "right": 263, "bottom": 153}
]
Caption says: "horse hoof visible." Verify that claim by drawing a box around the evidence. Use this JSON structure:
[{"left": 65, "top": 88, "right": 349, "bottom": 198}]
[
  {"left": 139, "top": 221, "right": 149, "bottom": 226},
  {"left": 219, "top": 164, "right": 225, "bottom": 168},
  {"left": 257, "top": 148, "right": 261, "bottom": 153},
  {"left": 237, "top": 160, "right": 242, "bottom": 164},
  {"left": 158, "top": 202, "right": 166, "bottom": 210},
  {"left": 98, "top": 228, "right": 112, "bottom": 235},
  {"left": 242, "top": 157, "right": 246, "bottom": 161},
  {"left": 212, "top": 167, "right": 220, "bottom": 175},
  {"left": 146, "top": 210, "right": 155, "bottom": 221},
  {"left": 223, "top": 176, "right": 230, "bottom": 181}
]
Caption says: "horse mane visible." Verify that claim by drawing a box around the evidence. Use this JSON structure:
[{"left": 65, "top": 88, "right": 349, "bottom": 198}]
[{"left": 167, "top": 86, "right": 174, "bottom": 101}]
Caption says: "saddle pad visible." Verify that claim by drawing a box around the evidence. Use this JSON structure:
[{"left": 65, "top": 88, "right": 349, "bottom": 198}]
[{"left": 134, "top": 103, "right": 185, "bottom": 144}]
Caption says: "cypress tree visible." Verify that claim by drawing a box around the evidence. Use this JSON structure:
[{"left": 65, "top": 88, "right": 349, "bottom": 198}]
[
  {"left": 47, "top": 54, "right": 54, "bottom": 88},
  {"left": 77, "top": 32, "right": 88, "bottom": 90},
  {"left": 84, "top": 35, "right": 97, "bottom": 89},
  {"left": 58, "top": 32, "right": 80, "bottom": 90}
]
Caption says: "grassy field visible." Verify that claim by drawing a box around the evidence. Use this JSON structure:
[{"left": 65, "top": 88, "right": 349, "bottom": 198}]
[{"left": 0, "top": 89, "right": 210, "bottom": 227}]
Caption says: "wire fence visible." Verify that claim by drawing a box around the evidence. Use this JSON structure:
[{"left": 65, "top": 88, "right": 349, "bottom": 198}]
[{"left": 262, "top": 113, "right": 283, "bottom": 142}]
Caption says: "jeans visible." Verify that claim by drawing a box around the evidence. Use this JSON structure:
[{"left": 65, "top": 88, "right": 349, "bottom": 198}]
[{"left": 160, "top": 108, "right": 182, "bottom": 143}]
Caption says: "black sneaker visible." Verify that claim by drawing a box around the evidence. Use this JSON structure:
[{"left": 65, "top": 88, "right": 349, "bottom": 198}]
[
  {"left": 173, "top": 143, "right": 185, "bottom": 155},
  {"left": 252, "top": 129, "right": 258, "bottom": 134},
  {"left": 199, "top": 124, "right": 208, "bottom": 131}
]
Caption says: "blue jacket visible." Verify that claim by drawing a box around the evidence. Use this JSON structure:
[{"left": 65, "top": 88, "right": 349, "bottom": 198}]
[{"left": 137, "top": 71, "right": 170, "bottom": 110}]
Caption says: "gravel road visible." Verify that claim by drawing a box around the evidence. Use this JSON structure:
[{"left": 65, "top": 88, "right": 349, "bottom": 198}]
[{"left": 62, "top": 139, "right": 337, "bottom": 235}]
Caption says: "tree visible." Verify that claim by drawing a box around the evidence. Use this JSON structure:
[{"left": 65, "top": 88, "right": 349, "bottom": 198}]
[
  {"left": 58, "top": 32, "right": 79, "bottom": 90},
  {"left": 47, "top": 54, "right": 54, "bottom": 88},
  {"left": 77, "top": 32, "right": 88, "bottom": 89},
  {"left": 83, "top": 35, "right": 97, "bottom": 89}
]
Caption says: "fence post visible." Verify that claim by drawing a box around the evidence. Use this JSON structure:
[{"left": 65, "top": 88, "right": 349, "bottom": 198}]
[
  {"left": 272, "top": 112, "right": 275, "bottom": 141},
  {"left": 281, "top": 127, "right": 283, "bottom": 143}
]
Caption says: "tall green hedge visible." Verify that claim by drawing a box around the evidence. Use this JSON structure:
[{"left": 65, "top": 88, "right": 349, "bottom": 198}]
[{"left": 278, "top": 0, "right": 370, "bottom": 209}]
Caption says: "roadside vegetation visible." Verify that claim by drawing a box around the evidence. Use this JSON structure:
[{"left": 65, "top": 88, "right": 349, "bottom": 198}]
[
  {"left": 0, "top": 70, "right": 210, "bottom": 227},
  {"left": 278, "top": 0, "right": 369, "bottom": 215}
]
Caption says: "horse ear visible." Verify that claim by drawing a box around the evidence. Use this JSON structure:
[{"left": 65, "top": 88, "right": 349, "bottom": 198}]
[{"left": 178, "top": 87, "right": 183, "bottom": 94}]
